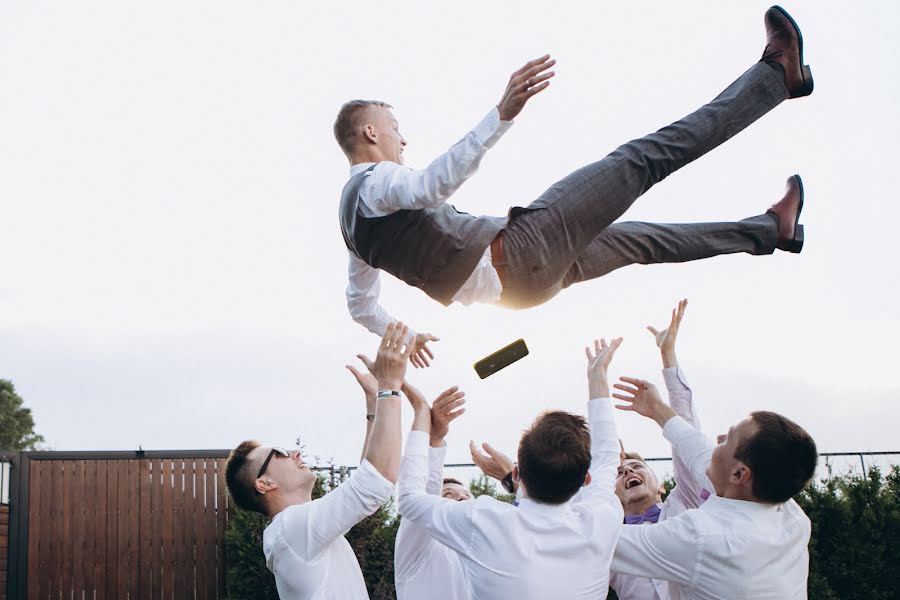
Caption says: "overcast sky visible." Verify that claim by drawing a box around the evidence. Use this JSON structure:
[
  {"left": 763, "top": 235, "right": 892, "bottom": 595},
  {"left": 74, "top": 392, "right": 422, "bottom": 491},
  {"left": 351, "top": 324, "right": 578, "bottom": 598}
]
[{"left": 2, "top": 1, "right": 898, "bottom": 468}]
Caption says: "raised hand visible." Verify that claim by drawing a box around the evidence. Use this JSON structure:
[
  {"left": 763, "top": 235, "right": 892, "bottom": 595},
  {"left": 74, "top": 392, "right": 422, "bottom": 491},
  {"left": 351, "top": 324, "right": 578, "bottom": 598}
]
[
  {"left": 430, "top": 386, "right": 466, "bottom": 444},
  {"left": 410, "top": 332, "right": 440, "bottom": 369},
  {"left": 647, "top": 299, "right": 687, "bottom": 368},
  {"left": 612, "top": 376, "right": 676, "bottom": 428},
  {"left": 372, "top": 322, "right": 414, "bottom": 390},
  {"left": 401, "top": 381, "right": 431, "bottom": 413},
  {"left": 585, "top": 337, "right": 624, "bottom": 399},
  {"left": 496, "top": 55, "right": 556, "bottom": 122},
  {"left": 469, "top": 441, "right": 514, "bottom": 481},
  {"left": 347, "top": 354, "right": 378, "bottom": 399}
]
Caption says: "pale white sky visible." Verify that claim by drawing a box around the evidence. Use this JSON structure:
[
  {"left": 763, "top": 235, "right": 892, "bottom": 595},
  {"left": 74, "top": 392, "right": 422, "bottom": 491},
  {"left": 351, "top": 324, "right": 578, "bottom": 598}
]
[{"left": 1, "top": 1, "right": 898, "bottom": 467}]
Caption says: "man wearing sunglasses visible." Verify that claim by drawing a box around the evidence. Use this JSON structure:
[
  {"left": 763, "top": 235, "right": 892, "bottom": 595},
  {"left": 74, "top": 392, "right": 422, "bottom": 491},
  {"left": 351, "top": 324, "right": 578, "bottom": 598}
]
[{"left": 225, "top": 322, "right": 414, "bottom": 599}]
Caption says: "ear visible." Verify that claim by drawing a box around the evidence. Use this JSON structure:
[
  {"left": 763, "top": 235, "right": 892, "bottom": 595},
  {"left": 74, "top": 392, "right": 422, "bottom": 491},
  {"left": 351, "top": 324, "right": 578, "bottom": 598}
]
[
  {"left": 657, "top": 483, "right": 666, "bottom": 497},
  {"left": 583, "top": 471, "right": 592, "bottom": 487},
  {"left": 363, "top": 123, "right": 378, "bottom": 144},
  {"left": 730, "top": 463, "right": 753, "bottom": 487},
  {"left": 512, "top": 465, "right": 520, "bottom": 481},
  {"left": 255, "top": 477, "right": 278, "bottom": 495}
]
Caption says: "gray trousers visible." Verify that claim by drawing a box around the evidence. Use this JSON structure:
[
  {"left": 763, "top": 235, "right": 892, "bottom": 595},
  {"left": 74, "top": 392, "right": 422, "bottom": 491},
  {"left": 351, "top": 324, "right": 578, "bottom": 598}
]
[{"left": 498, "top": 62, "right": 789, "bottom": 309}]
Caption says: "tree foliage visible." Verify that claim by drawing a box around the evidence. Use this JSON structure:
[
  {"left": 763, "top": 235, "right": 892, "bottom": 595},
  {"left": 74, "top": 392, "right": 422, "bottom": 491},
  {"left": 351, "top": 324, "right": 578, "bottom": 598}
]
[{"left": 0, "top": 379, "right": 45, "bottom": 451}]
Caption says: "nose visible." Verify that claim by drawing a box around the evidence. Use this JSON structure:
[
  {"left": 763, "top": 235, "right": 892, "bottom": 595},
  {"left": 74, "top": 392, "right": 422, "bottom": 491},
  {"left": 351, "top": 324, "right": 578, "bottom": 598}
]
[
  {"left": 400, "top": 136, "right": 407, "bottom": 146},
  {"left": 717, "top": 434, "right": 726, "bottom": 444},
  {"left": 291, "top": 449, "right": 303, "bottom": 460}
]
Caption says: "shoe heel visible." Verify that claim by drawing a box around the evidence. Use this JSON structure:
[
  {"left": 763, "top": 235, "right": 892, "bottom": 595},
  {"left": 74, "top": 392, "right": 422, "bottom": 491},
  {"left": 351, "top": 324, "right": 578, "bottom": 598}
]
[
  {"left": 787, "top": 224, "right": 804, "bottom": 253},
  {"left": 791, "top": 65, "right": 814, "bottom": 98}
]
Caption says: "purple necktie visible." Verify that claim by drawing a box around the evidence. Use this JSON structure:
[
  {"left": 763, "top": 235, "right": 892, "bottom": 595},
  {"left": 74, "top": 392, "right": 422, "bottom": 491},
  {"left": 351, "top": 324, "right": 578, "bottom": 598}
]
[{"left": 624, "top": 504, "right": 661, "bottom": 525}]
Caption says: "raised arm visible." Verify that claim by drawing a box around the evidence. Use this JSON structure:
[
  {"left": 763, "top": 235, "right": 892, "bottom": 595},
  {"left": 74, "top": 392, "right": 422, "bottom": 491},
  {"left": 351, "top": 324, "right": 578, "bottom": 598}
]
[
  {"left": 648, "top": 299, "right": 700, "bottom": 427},
  {"left": 346, "top": 254, "right": 440, "bottom": 368},
  {"left": 364, "top": 56, "right": 554, "bottom": 214},
  {"left": 581, "top": 337, "right": 625, "bottom": 512},
  {"left": 364, "top": 321, "right": 414, "bottom": 483}
]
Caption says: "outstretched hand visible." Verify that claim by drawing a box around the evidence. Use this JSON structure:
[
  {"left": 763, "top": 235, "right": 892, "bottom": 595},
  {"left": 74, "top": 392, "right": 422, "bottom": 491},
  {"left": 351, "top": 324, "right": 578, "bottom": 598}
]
[
  {"left": 613, "top": 376, "right": 676, "bottom": 428},
  {"left": 430, "top": 386, "right": 466, "bottom": 443},
  {"left": 585, "top": 337, "right": 624, "bottom": 399},
  {"left": 647, "top": 299, "right": 687, "bottom": 367},
  {"left": 410, "top": 333, "right": 439, "bottom": 369},
  {"left": 372, "top": 322, "right": 413, "bottom": 390},
  {"left": 469, "top": 441, "right": 514, "bottom": 481},
  {"left": 496, "top": 55, "right": 556, "bottom": 122}
]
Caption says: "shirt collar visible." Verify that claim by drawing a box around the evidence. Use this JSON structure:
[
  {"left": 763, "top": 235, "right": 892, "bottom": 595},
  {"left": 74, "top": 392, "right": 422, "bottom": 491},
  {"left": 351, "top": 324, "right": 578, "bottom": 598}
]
[
  {"left": 517, "top": 497, "right": 574, "bottom": 514},
  {"left": 703, "top": 494, "right": 783, "bottom": 514},
  {"left": 349, "top": 162, "right": 376, "bottom": 177}
]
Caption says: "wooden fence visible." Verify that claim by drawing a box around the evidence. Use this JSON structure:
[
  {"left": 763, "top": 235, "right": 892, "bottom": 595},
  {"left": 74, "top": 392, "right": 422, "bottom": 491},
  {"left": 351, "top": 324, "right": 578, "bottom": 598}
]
[{"left": 6, "top": 451, "right": 231, "bottom": 600}]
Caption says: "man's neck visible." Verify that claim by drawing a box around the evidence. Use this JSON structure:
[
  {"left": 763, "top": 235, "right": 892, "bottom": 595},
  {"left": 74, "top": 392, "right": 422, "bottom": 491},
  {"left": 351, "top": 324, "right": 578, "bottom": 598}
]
[
  {"left": 350, "top": 148, "right": 389, "bottom": 166},
  {"left": 623, "top": 496, "right": 661, "bottom": 515},
  {"left": 266, "top": 489, "right": 314, "bottom": 518}
]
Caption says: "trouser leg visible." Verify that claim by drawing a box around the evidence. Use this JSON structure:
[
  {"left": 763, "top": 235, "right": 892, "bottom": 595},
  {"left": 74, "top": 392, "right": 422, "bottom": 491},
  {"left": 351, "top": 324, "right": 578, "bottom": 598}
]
[
  {"left": 561, "top": 215, "right": 778, "bottom": 288},
  {"left": 500, "top": 63, "right": 788, "bottom": 303}
]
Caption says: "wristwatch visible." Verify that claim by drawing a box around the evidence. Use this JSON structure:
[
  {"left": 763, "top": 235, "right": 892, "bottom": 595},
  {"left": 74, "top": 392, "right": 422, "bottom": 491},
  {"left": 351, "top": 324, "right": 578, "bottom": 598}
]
[{"left": 501, "top": 471, "right": 515, "bottom": 494}]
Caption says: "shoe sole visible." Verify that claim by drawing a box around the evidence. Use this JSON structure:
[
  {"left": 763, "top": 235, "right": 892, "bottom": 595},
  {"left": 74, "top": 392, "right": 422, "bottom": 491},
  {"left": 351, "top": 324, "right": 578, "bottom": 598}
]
[{"left": 772, "top": 5, "right": 814, "bottom": 97}]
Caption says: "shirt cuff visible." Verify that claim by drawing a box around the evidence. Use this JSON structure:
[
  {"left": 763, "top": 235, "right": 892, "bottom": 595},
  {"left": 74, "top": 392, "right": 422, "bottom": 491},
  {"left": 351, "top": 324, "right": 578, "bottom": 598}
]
[
  {"left": 356, "top": 459, "right": 396, "bottom": 499},
  {"left": 662, "top": 366, "right": 690, "bottom": 389},
  {"left": 662, "top": 415, "right": 694, "bottom": 445},
  {"left": 405, "top": 429, "right": 430, "bottom": 458},
  {"left": 473, "top": 107, "right": 512, "bottom": 149},
  {"left": 429, "top": 441, "right": 448, "bottom": 463}
]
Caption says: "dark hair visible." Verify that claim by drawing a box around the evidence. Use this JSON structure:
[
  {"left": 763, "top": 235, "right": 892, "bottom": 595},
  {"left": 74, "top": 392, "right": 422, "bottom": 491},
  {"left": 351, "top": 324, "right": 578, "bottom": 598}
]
[
  {"left": 225, "top": 440, "right": 268, "bottom": 515},
  {"left": 517, "top": 411, "right": 591, "bottom": 504},
  {"left": 735, "top": 411, "right": 818, "bottom": 503},
  {"left": 333, "top": 100, "right": 392, "bottom": 157},
  {"left": 443, "top": 477, "right": 464, "bottom": 486}
]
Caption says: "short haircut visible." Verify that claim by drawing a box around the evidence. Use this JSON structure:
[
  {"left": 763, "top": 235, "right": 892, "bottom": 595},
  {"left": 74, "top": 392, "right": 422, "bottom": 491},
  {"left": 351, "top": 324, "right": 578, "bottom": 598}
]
[
  {"left": 333, "top": 100, "right": 392, "bottom": 158},
  {"left": 225, "top": 440, "right": 268, "bottom": 515},
  {"left": 443, "top": 477, "right": 465, "bottom": 486},
  {"left": 518, "top": 411, "right": 591, "bottom": 504},
  {"left": 735, "top": 411, "right": 818, "bottom": 503},
  {"left": 622, "top": 451, "right": 646, "bottom": 464}
]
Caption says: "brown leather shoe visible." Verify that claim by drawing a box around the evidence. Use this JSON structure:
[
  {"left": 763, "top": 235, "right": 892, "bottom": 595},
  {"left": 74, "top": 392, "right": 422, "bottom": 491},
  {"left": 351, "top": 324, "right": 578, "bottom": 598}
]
[
  {"left": 760, "top": 6, "right": 814, "bottom": 98},
  {"left": 767, "top": 174, "right": 805, "bottom": 253}
]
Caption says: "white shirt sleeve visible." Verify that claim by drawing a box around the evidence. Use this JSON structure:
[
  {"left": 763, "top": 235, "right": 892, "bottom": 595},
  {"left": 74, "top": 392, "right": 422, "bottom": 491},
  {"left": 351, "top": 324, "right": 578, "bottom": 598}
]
[
  {"left": 394, "top": 442, "right": 448, "bottom": 583},
  {"left": 663, "top": 416, "right": 716, "bottom": 496},
  {"left": 397, "top": 430, "right": 482, "bottom": 556},
  {"left": 279, "top": 459, "right": 394, "bottom": 561},
  {"left": 360, "top": 108, "right": 512, "bottom": 216},
  {"left": 345, "top": 253, "right": 418, "bottom": 339},
  {"left": 612, "top": 511, "right": 701, "bottom": 584},
  {"left": 662, "top": 367, "right": 706, "bottom": 509},
  {"left": 578, "top": 398, "right": 625, "bottom": 518}
]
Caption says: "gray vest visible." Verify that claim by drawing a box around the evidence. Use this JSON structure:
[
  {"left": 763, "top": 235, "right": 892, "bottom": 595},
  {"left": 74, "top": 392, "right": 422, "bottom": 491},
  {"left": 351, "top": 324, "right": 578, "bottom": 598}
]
[{"left": 339, "top": 166, "right": 507, "bottom": 306}]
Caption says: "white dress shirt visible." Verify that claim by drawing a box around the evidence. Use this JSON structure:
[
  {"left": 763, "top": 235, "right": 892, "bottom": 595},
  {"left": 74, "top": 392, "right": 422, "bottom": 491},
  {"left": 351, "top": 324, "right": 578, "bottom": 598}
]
[
  {"left": 611, "top": 417, "right": 811, "bottom": 600},
  {"left": 610, "top": 367, "right": 706, "bottom": 600},
  {"left": 262, "top": 460, "right": 394, "bottom": 599},
  {"left": 394, "top": 442, "right": 471, "bottom": 600},
  {"left": 397, "top": 399, "right": 624, "bottom": 600},
  {"left": 345, "top": 107, "right": 512, "bottom": 337}
]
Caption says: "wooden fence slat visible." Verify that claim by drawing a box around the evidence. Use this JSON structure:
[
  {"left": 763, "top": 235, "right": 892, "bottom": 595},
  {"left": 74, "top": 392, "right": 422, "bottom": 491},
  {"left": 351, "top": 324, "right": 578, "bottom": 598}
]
[
  {"left": 195, "top": 459, "right": 208, "bottom": 600},
  {"left": 105, "top": 461, "right": 119, "bottom": 599},
  {"left": 49, "top": 461, "right": 64, "bottom": 599},
  {"left": 27, "top": 461, "right": 45, "bottom": 600},
  {"left": 129, "top": 458, "right": 140, "bottom": 598},
  {"left": 139, "top": 458, "right": 151, "bottom": 600},
  {"left": 72, "top": 460, "right": 86, "bottom": 597},
  {"left": 204, "top": 458, "right": 218, "bottom": 598},
  {"left": 117, "top": 460, "right": 130, "bottom": 598},
  {"left": 94, "top": 460, "right": 109, "bottom": 600},
  {"left": 162, "top": 459, "right": 175, "bottom": 600},
  {"left": 84, "top": 460, "right": 97, "bottom": 598},
  {"left": 174, "top": 458, "right": 189, "bottom": 600},
  {"left": 150, "top": 459, "right": 163, "bottom": 599},
  {"left": 216, "top": 458, "right": 228, "bottom": 597},
  {"left": 61, "top": 461, "right": 73, "bottom": 596}
]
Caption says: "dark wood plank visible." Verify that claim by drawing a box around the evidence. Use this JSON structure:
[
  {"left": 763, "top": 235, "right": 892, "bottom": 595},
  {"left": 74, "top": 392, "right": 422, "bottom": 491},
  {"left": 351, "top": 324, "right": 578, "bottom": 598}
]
[
  {"left": 150, "top": 459, "right": 163, "bottom": 600},
  {"left": 215, "top": 458, "right": 228, "bottom": 597},
  {"left": 117, "top": 460, "right": 130, "bottom": 598},
  {"left": 161, "top": 459, "right": 175, "bottom": 600},
  {"left": 204, "top": 458, "right": 218, "bottom": 598},
  {"left": 195, "top": 459, "right": 208, "bottom": 600},
  {"left": 128, "top": 459, "right": 140, "bottom": 597},
  {"left": 61, "top": 460, "right": 74, "bottom": 598},
  {"left": 49, "top": 461, "right": 63, "bottom": 599},
  {"left": 72, "top": 460, "right": 86, "bottom": 596},
  {"left": 84, "top": 460, "right": 97, "bottom": 598},
  {"left": 139, "top": 458, "right": 152, "bottom": 600},
  {"left": 94, "top": 460, "right": 109, "bottom": 600},
  {"left": 105, "top": 460, "right": 119, "bottom": 600},
  {"left": 27, "top": 460, "right": 44, "bottom": 600},
  {"left": 172, "top": 458, "right": 188, "bottom": 600}
]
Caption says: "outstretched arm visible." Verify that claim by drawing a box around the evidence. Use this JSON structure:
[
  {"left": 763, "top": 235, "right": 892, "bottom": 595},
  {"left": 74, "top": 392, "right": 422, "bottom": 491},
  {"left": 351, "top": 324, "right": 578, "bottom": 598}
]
[
  {"left": 364, "top": 56, "right": 555, "bottom": 214},
  {"left": 346, "top": 254, "right": 440, "bottom": 368}
]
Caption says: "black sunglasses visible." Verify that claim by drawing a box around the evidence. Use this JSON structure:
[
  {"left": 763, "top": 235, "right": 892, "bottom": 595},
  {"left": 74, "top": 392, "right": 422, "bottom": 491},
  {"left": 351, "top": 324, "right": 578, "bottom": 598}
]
[{"left": 257, "top": 446, "right": 290, "bottom": 479}]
